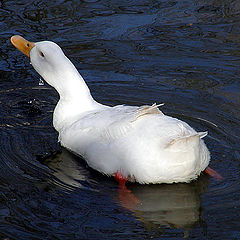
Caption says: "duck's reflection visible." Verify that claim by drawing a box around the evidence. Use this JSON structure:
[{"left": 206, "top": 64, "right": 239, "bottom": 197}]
[
  {"left": 40, "top": 149, "right": 91, "bottom": 189},
  {"left": 40, "top": 149, "right": 209, "bottom": 235},
  {"left": 126, "top": 177, "right": 208, "bottom": 232}
]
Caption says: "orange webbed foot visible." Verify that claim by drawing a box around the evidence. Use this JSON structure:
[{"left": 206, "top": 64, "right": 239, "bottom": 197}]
[
  {"left": 114, "top": 170, "right": 128, "bottom": 188},
  {"left": 205, "top": 166, "right": 223, "bottom": 180},
  {"left": 114, "top": 171, "right": 140, "bottom": 210}
]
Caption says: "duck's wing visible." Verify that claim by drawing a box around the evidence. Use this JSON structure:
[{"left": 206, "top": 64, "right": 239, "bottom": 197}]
[
  {"left": 62, "top": 103, "right": 164, "bottom": 142},
  {"left": 101, "top": 104, "right": 165, "bottom": 141}
]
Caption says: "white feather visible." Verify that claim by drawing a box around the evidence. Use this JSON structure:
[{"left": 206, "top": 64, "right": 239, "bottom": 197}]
[{"left": 27, "top": 39, "right": 210, "bottom": 184}]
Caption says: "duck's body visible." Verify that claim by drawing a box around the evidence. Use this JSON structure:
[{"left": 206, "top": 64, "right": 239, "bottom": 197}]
[
  {"left": 11, "top": 35, "right": 210, "bottom": 184},
  {"left": 59, "top": 104, "right": 209, "bottom": 184}
]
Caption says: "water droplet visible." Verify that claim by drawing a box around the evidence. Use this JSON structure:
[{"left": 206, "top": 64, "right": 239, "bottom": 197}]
[{"left": 39, "top": 78, "right": 44, "bottom": 86}]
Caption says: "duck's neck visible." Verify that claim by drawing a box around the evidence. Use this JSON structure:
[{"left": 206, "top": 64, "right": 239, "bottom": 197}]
[{"left": 46, "top": 62, "right": 99, "bottom": 132}]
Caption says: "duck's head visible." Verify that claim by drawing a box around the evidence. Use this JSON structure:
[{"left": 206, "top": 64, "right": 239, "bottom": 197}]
[
  {"left": 10, "top": 35, "right": 83, "bottom": 96},
  {"left": 11, "top": 35, "right": 96, "bottom": 130}
]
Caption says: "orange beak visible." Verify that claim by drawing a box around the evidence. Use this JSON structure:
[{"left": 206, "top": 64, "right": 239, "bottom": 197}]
[{"left": 10, "top": 35, "right": 35, "bottom": 58}]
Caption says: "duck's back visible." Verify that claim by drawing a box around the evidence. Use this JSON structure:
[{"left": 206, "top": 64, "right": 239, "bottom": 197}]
[{"left": 59, "top": 104, "right": 210, "bottom": 184}]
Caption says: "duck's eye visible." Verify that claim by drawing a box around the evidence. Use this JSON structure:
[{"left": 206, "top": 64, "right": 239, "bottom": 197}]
[{"left": 39, "top": 51, "right": 44, "bottom": 57}]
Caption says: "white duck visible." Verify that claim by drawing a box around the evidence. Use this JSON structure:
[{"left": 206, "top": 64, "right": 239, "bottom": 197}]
[{"left": 11, "top": 35, "right": 212, "bottom": 184}]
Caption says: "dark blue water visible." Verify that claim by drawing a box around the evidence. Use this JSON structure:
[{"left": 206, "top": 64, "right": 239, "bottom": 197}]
[{"left": 1, "top": 0, "right": 240, "bottom": 239}]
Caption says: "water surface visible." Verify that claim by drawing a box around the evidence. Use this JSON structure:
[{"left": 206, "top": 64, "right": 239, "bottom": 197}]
[{"left": 1, "top": 0, "right": 240, "bottom": 239}]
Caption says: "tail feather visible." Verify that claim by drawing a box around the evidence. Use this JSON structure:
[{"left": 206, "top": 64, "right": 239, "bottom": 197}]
[
  {"left": 166, "top": 131, "right": 207, "bottom": 152},
  {"left": 198, "top": 131, "right": 208, "bottom": 139},
  {"left": 133, "top": 103, "right": 164, "bottom": 122}
]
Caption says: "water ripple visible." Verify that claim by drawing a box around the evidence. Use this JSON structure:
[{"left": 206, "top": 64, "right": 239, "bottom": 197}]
[{"left": 1, "top": 0, "right": 240, "bottom": 239}]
